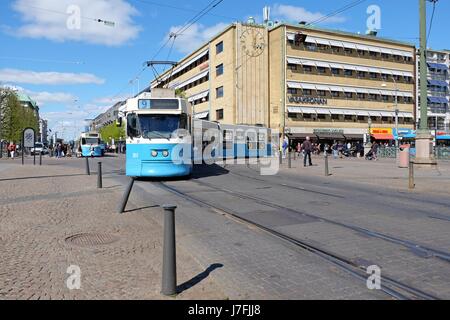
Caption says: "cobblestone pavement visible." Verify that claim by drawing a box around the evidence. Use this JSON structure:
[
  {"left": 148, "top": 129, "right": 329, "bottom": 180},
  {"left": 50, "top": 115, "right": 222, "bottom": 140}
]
[{"left": 0, "top": 163, "right": 225, "bottom": 300}]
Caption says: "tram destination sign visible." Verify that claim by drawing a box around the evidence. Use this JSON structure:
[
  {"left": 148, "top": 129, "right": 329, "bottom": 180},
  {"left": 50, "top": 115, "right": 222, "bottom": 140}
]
[
  {"left": 288, "top": 96, "right": 328, "bottom": 105},
  {"left": 138, "top": 99, "right": 179, "bottom": 110}
]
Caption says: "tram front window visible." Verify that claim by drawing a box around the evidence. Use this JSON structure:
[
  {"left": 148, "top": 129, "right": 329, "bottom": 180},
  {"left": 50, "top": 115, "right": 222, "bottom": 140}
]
[
  {"left": 82, "top": 138, "right": 99, "bottom": 145},
  {"left": 137, "top": 114, "right": 187, "bottom": 140}
]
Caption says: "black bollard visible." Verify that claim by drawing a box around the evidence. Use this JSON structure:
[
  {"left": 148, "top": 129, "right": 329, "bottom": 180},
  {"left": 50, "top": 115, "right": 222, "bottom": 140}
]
[
  {"left": 0, "top": 141, "right": 3, "bottom": 159},
  {"left": 288, "top": 151, "right": 292, "bottom": 168},
  {"left": 97, "top": 162, "right": 103, "bottom": 189},
  {"left": 162, "top": 205, "right": 177, "bottom": 296},
  {"left": 118, "top": 177, "right": 135, "bottom": 214},
  {"left": 279, "top": 150, "right": 282, "bottom": 165},
  {"left": 22, "top": 142, "right": 24, "bottom": 165},
  {"left": 85, "top": 157, "right": 90, "bottom": 175},
  {"left": 409, "top": 160, "right": 415, "bottom": 189},
  {"left": 325, "top": 153, "right": 330, "bottom": 176},
  {"left": 33, "top": 152, "right": 36, "bottom": 166},
  {"left": 39, "top": 153, "right": 42, "bottom": 166}
]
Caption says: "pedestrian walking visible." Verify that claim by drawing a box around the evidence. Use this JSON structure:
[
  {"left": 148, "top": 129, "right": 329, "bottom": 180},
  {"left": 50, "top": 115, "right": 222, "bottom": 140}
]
[
  {"left": 302, "top": 137, "right": 313, "bottom": 167},
  {"left": 371, "top": 141, "right": 380, "bottom": 161},
  {"left": 282, "top": 138, "right": 289, "bottom": 158}
]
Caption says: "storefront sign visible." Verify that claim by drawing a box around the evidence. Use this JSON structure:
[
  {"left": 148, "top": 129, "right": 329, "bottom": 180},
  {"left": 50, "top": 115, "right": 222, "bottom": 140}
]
[
  {"left": 288, "top": 96, "right": 328, "bottom": 105},
  {"left": 314, "top": 129, "right": 344, "bottom": 135},
  {"left": 371, "top": 128, "right": 393, "bottom": 135}
]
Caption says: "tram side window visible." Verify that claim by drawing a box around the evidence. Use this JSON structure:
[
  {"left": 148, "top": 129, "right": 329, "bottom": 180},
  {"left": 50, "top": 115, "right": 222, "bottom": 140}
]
[{"left": 127, "top": 113, "right": 140, "bottom": 138}]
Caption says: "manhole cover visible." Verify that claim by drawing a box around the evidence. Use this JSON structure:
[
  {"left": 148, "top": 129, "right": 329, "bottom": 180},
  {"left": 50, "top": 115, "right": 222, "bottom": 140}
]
[{"left": 65, "top": 233, "right": 119, "bottom": 247}]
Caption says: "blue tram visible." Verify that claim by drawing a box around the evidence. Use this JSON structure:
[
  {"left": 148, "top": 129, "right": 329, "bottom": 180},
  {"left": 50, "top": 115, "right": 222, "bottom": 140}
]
[
  {"left": 77, "top": 132, "right": 104, "bottom": 157},
  {"left": 119, "top": 90, "right": 273, "bottom": 178}
]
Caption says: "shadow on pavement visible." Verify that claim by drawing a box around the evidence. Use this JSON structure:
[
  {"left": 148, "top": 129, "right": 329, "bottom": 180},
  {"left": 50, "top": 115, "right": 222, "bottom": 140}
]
[
  {"left": 177, "top": 263, "right": 224, "bottom": 294},
  {"left": 124, "top": 205, "right": 160, "bottom": 213}
]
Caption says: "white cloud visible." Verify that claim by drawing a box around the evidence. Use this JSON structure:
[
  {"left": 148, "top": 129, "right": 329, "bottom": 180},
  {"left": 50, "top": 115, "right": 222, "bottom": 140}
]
[
  {"left": 167, "top": 22, "right": 229, "bottom": 54},
  {"left": 0, "top": 68, "right": 105, "bottom": 85},
  {"left": 93, "top": 94, "right": 129, "bottom": 105},
  {"left": 1, "top": 84, "right": 77, "bottom": 106},
  {"left": 272, "top": 4, "right": 346, "bottom": 24},
  {"left": 11, "top": 0, "right": 141, "bottom": 46}
]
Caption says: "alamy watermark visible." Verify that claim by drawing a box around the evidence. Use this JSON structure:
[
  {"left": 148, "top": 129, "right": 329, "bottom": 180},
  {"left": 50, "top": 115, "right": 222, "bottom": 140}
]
[
  {"left": 366, "top": 265, "right": 382, "bottom": 290},
  {"left": 367, "top": 5, "right": 382, "bottom": 31},
  {"left": 66, "top": 265, "right": 81, "bottom": 290},
  {"left": 66, "top": 5, "right": 81, "bottom": 30}
]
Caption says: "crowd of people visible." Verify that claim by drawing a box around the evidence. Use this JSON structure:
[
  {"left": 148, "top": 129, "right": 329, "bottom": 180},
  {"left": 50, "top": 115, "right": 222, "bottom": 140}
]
[{"left": 280, "top": 137, "right": 387, "bottom": 165}]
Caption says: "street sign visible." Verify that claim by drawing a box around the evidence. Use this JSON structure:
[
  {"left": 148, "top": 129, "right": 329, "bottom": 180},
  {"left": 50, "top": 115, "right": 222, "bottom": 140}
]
[{"left": 23, "top": 128, "right": 35, "bottom": 148}]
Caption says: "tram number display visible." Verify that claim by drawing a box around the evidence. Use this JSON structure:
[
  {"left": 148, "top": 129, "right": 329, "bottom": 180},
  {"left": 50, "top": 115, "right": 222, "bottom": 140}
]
[{"left": 138, "top": 99, "right": 179, "bottom": 110}]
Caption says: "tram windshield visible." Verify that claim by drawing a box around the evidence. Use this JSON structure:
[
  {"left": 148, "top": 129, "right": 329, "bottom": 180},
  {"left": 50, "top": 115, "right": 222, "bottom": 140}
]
[
  {"left": 128, "top": 114, "right": 188, "bottom": 139},
  {"left": 82, "top": 138, "right": 100, "bottom": 145}
]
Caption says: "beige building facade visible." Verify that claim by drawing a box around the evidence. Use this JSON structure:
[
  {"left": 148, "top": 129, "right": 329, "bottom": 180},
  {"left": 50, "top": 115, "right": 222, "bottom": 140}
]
[{"left": 152, "top": 22, "right": 417, "bottom": 143}]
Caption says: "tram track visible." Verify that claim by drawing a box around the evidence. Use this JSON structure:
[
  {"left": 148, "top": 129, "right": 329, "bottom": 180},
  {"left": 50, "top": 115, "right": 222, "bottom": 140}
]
[
  {"left": 154, "top": 181, "right": 440, "bottom": 300},
  {"left": 191, "top": 179, "right": 450, "bottom": 264}
]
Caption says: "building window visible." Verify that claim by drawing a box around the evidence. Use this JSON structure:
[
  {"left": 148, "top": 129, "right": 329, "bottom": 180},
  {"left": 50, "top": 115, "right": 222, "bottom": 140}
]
[
  {"left": 303, "top": 89, "right": 312, "bottom": 96},
  {"left": 382, "top": 95, "right": 389, "bottom": 102},
  {"left": 370, "top": 72, "right": 378, "bottom": 79},
  {"left": 358, "top": 71, "right": 366, "bottom": 78},
  {"left": 288, "top": 88, "right": 297, "bottom": 95},
  {"left": 216, "top": 64, "right": 224, "bottom": 76},
  {"left": 344, "top": 115, "right": 353, "bottom": 121},
  {"left": 331, "top": 68, "right": 340, "bottom": 75},
  {"left": 331, "top": 91, "right": 340, "bottom": 98},
  {"left": 369, "top": 93, "right": 378, "bottom": 100},
  {"left": 317, "top": 90, "right": 326, "bottom": 97},
  {"left": 288, "top": 64, "right": 297, "bottom": 70},
  {"left": 357, "top": 50, "right": 366, "bottom": 56},
  {"left": 344, "top": 69, "right": 353, "bottom": 76},
  {"left": 370, "top": 51, "right": 378, "bottom": 57},
  {"left": 216, "top": 109, "right": 224, "bottom": 120},
  {"left": 357, "top": 93, "right": 366, "bottom": 100},
  {"left": 303, "top": 113, "right": 312, "bottom": 119},
  {"left": 317, "top": 67, "right": 327, "bottom": 74},
  {"left": 381, "top": 74, "right": 389, "bottom": 81},
  {"left": 317, "top": 114, "right": 326, "bottom": 120},
  {"left": 216, "top": 86, "right": 224, "bottom": 98},
  {"left": 303, "top": 65, "right": 312, "bottom": 73},
  {"left": 345, "top": 92, "right": 353, "bottom": 99},
  {"left": 344, "top": 48, "right": 353, "bottom": 54},
  {"left": 216, "top": 41, "right": 223, "bottom": 54},
  {"left": 306, "top": 44, "right": 317, "bottom": 51},
  {"left": 331, "top": 114, "right": 340, "bottom": 120},
  {"left": 381, "top": 53, "right": 390, "bottom": 59}
]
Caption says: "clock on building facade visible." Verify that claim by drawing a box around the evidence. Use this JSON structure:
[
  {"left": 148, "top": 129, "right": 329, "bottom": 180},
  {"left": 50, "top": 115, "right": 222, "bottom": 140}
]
[{"left": 240, "top": 29, "right": 265, "bottom": 57}]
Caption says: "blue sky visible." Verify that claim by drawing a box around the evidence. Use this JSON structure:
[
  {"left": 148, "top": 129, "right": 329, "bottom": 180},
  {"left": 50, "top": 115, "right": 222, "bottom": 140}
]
[{"left": 0, "top": 0, "right": 449, "bottom": 140}]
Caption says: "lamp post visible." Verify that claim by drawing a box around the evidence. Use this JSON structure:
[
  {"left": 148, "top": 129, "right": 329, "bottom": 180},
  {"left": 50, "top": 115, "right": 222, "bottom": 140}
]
[{"left": 382, "top": 82, "right": 399, "bottom": 161}]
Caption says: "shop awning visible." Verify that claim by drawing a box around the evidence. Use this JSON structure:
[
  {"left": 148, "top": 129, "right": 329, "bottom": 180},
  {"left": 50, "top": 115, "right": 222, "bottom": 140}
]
[
  {"left": 428, "top": 79, "right": 448, "bottom": 87},
  {"left": 372, "top": 134, "right": 394, "bottom": 140},
  {"left": 194, "top": 111, "right": 209, "bottom": 119},
  {"left": 188, "top": 90, "right": 209, "bottom": 102},
  {"left": 428, "top": 96, "right": 448, "bottom": 104},
  {"left": 437, "top": 135, "right": 450, "bottom": 140},
  {"left": 428, "top": 63, "right": 448, "bottom": 71}
]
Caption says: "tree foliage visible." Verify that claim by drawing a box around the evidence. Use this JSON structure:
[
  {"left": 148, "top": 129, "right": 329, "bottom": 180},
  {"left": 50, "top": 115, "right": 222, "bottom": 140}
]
[
  {"left": 0, "top": 88, "right": 39, "bottom": 143},
  {"left": 99, "top": 122, "right": 125, "bottom": 144}
]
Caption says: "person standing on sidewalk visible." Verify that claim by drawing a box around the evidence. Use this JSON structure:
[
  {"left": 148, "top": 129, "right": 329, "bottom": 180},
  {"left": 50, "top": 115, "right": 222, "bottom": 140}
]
[{"left": 302, "top": 137, "right": 313, "bottom": 167}]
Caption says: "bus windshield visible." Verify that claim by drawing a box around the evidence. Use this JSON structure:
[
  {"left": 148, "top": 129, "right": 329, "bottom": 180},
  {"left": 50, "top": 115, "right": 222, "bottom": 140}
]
[{"left": 131, "top": 114, "right": 187, "bottom": 139}]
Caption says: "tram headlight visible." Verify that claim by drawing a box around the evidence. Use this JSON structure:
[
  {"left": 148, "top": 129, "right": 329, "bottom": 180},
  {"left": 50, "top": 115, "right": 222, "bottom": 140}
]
[
  {"left": 151, "top": 150, "right": 158, "bottom": 157},
  {"left": 162, "top": 150, "right": 169, "bottom": 158}
]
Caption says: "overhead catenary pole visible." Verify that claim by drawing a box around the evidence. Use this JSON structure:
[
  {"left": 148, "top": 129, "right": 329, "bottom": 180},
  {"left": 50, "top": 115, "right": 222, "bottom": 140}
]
[{"left": 415, "top": 0, "right": 437, "bottom": 165}]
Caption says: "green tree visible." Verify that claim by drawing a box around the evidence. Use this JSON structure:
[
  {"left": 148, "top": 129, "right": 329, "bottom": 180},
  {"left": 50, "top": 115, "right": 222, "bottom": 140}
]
[
  {"left": 99, "top": 122, "right": 125, "bottom": 144},
  {"left": 0, "top": 89, "right": 39, "bottom": 144}
]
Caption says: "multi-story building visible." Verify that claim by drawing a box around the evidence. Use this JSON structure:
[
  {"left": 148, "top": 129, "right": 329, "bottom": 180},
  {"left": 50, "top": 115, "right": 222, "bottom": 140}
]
[
  {"left": 39, "top": 118, "right": 48, "bottom": 144},
  {"left": 90, "top": 101, "right": 126, "bottom": 131},
  {"left": 417, "top": 49, "right": 449, "bottom": 131},
  {"left": 152, "top": 19, "right": 417, "bottom": 145},
  {"left": 16, "top": 92, "right": 39, "bottom": 119}
]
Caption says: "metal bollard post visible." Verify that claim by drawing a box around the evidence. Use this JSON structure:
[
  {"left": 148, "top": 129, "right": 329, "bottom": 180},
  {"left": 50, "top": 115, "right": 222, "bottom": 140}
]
[
  {"left": 325, "top": 153, "right": 330, "bottom": 176},
  {"left": 39, "top": 153, "right": 42, "bottom": 166},
  {"left": 97, "top": 162, "right": 103, "bottom": 189},
  {"left": 409, "top": 160, "right": 415, "bottom": 189},
  {"left": 162, "top": 205, "right": 177, "bottom": 296},
  {"left": 85, "top": 157, "right": 90, "bottom": 176},
  {"left": 33, "top": 152, "right": 36, "bottom": 166},
  {"left": 279, "top": 150, "right": 282, "bottom": 165},
  {"left": 294, "top": 150, "right": 296, "bottom": 161},
  {"left": 288, "top": 151, "right": 292, "bottom": 168},
  {"left": 118, "top": 177, "right": 135, "bottom": 214}
]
